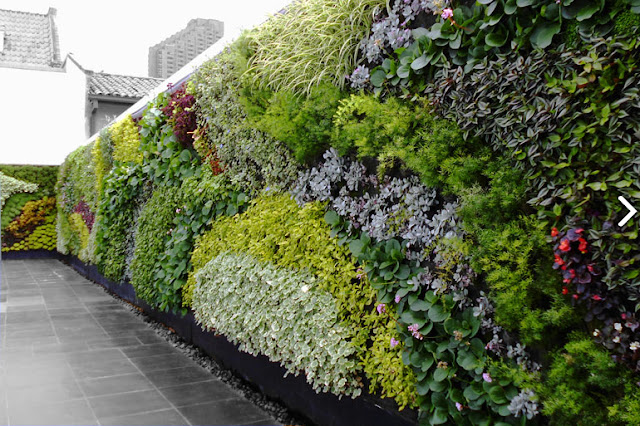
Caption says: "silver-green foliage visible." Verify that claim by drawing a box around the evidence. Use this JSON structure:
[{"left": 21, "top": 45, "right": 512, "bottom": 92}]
[
  {"left": 192, "top": 46, "right": 298, "bottom": 193},
  {"left": 193, "top": 252, "right": 362, "bottom": 397},
  {"left": 247, "top": 0, "right": 386, "bottom": 94},
  {"left": 0, "top": 172, "right": 38, "bottom": 208}
]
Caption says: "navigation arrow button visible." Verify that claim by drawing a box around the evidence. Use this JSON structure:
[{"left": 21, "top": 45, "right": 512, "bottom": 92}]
[{"left": 618, "top": 196, "right": 638, "bottom": 227}]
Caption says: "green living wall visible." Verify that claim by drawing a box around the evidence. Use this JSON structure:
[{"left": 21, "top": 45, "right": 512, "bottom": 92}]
[
  {"left": 55, "top": 0, "right": 640, "bottom": 424},
  {"left": 1, "top": 165, "right": 58, "bottom": 253}
]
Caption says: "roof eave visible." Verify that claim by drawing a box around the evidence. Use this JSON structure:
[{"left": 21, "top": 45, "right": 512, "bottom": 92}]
[
  {"left": 88, "top": 93, "right": 141, "bottom": 103},
  {"left": 0, "top": 61, "right": 65, "bottom": 72}
]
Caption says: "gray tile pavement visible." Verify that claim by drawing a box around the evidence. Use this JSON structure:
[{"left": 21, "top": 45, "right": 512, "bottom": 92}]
[{"left": 0, "top": 259, "right": 281, "bottom": 426}]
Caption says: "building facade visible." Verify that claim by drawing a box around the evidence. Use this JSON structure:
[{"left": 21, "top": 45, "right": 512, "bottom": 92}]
[
  {"left": 85, "top": 69, "right": 162, "bottom": 137},
  {"left": 0, "top": 7, "right": 161, "bottom": 165},
  {"left": 148, "top": 18, "right": 223, "bottom": 79},
  {"left": 0, "top": 7, "right": 86, "bottom": 165}
]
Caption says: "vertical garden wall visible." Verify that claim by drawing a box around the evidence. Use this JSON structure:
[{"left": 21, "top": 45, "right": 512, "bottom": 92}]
[
  {"left": 53, "top": 0, "right": 640, "bottom": 424},
  {"left": 1, "top": 165, "right": 58, "bottom": 255}
]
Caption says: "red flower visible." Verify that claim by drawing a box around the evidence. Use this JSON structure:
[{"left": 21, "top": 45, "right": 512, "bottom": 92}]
[
  {"left": 554, "top": 254, "right": 565, "bottom": 266},
  {"left": 578, "top": 238, "right": 588, "bottom": 253},
  {"left": 569, "top": 269, "right": 576, "bottom": 278},
  {"left": 573, "top": 294, "right": 579, "bottom": 300},
  {"left": 564, "top": 278, "right": 572, "bottom": 284},
  {"left": 622, "top": 313, "right": 627, "bottom": 320},
  {"left": 561, "top": 265, "right": 567, "bottom": 271},
  {"left": 551, "top": 227, "right": 559, "bottom": 237},
  {"left": 559, "top": 239, "right": 571, "bottom": 252},
  {"left": 592, "top": 295, "right": 602, "bottom": 301},
  {"left": 587, "top": 264, "right": 595, "bottom": 273},
  {"left": 562, "top": 287, "right": 569, "bottom": 295},
  {"left": 575, "top": 228, "right": 584, "bottom": 234}
]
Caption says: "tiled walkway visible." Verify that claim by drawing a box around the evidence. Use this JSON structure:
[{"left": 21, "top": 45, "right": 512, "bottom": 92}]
[{"left": 0, "top": 259, "right": 281, "bottom": 426}]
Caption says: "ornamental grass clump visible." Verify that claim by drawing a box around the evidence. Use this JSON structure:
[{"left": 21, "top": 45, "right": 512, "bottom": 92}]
[{"left": 247, "top": 0, "right": 387, "bottom": 94}]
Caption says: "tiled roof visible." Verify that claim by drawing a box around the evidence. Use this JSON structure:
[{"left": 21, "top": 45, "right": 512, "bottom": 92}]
[
  {"left": 0, "top": 7, "right": 62, "bottom": 69},
  {"left": 88, "top": 72, "right": 163, "bottom": 99}
]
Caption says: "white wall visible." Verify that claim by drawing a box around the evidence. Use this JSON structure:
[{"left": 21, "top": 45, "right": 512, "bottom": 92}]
[{"left": 0, "top": 61, "right": 87, "bottom": 166}]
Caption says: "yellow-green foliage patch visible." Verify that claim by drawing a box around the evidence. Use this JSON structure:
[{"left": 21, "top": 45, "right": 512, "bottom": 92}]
[
  {"left": 3, "top": 216, "right": 56, "bottom": 252},
  {"left": 110, "top": 115, "right": 142, "bottom": 164},
  {"left": 187, "top": 192, "right": 417, "bottom": 407}
]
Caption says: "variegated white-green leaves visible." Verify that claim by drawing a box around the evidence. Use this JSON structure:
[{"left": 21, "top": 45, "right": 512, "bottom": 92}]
[{"left": 193, "top": 252, "right": 362, "bottom": 397}]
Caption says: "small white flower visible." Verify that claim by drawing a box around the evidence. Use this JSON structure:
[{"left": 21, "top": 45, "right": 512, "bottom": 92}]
[
  {"left": 614, "top": 323, "right": 623, "bottom": 332},
  {"left": 613, "top": 336, "right": 621, "bottom": 343},
  {"left": 630, "top": 342, "right": 640, "bottom": 351},
  {"left": 301, "top": 285, "right": 310, "bottom": 293},
  {"left": 593, "top": 329, "right": 600, "bottom": 337}
]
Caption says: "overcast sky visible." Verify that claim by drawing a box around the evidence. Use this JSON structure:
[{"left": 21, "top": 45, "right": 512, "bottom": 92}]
[{"left": 3, "top": 0, "right": 291, "bottom": 76}]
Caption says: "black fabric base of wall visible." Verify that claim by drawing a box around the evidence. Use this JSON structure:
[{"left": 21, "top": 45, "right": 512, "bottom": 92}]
[
  {"left": 1, "top": 249, "right": 61, "bottom": 260},
  {"left": 57, "top": 255, "right": 418, "bottom": 426}
]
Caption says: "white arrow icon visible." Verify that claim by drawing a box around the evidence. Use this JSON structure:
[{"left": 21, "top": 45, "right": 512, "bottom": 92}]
[{"left": 618, "top": 196, "right": 638, "bottom": 227}]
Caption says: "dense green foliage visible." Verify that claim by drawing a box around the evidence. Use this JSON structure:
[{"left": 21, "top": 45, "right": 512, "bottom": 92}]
[
  {"left": 242, "top": 83, "right": 346, "bottom": 164},
  {"left": 0, "top": 172, "right": 38, "bottom": 210},
  {"left": 138, "top": 93, "right": 202, "bottom": 187},
  {"left": 538, "top": 333, "right": 640, "bottom": 425},
  {"left": 2, "top": 192, "right": 42, "bottom": 229},
  {"left": 52, "top": 0, "right": 640, "bottom": 423},
  {"left": 2, "top": 197, "right": 56, "bottom": 252},
  {"left": 1, "top": 165, "right": 58, "bottom": 252},
  {"left": 154, "top": 169, "right": 248, "bottom": 313},
  {"left": 331, "top": 94, "right": 469, "bottom": 186},
  {"left": 91, "top": 130, "right": 114, "bottom": 197},
  {"left": 0, "top": 165, "right": 58, "bottom": 195},
  {"left": 94, "top": 164, "right": 147, "bottom": 281},
  {"left": 189, "top": 193, "right": 417, "bottom": 407},
  {"left": 130, "top": 186, "right": 182, "bottom": 304},
  {"left": 191, "top": 46, "right": 299, "bottom": 193}
]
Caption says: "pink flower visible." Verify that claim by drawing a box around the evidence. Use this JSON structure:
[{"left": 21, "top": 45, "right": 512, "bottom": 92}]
[
  {"left": 408, "top": 324, "right": 424, "bottom": 340},
  {"left": 441, "top": 8, "right": 453, "bottom": 19},
  {"left": 376, "top": 303, "right": 386, "bottom": 314},
  {"left": 390, "top": 337, "right": 399, "bottom": 348},
  {"left": 592, "top": 294, "right": 602, "bottom": 301},
  {"left": 394, "top": 295, "right": 401, "bottom": 303},
  {"left": 455, "top": 402, "right": 463, "bottom": 411},
  {"left": 482, "top": 372, "right": 492, "bottom": 383}
]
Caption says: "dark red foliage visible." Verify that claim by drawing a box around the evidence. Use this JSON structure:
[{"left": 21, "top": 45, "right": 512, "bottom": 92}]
[
  {"left": 73, "top": 199, "right": 95, "bottom": 231},
  {"left": 161, "top": 83, "right": 197, "bottom": 148},
  {"left": 552, "top": 226, "right": 640, "bottom": 371}
]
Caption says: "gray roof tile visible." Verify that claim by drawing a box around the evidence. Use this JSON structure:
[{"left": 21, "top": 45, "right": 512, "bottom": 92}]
[
  {"left": 88, "top": 72, "right": 163, "bottom": 99},
  {"left": 0, "top": 7, "right": 61, "bottom": 69}
]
